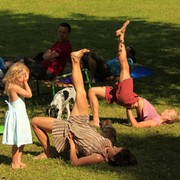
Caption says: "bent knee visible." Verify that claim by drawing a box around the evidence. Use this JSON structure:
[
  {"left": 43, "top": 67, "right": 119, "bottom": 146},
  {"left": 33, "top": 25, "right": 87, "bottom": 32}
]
[
  {"left": 88, "top": 87, "right": 96, "bottom": 96},
  {"left": 88, "top": 87, "right": 105, "bottom": 98},
  {"left": 31, "top": 117, "right": 39, "bottom": 128}
]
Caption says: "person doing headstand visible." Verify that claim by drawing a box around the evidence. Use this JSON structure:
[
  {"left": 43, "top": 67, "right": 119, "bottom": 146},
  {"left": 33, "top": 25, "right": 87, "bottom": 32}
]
[
  {"left": 89, "top": 20, "right": 179, "bottom": 128},
  {"left": 31, "top": 48, "right": 137, "bottom": 166}
]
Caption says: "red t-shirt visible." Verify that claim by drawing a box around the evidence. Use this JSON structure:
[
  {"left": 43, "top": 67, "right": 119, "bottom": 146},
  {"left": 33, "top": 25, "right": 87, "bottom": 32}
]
[{"left": 43, "top": 40, "right": 72, "bottom": 76}]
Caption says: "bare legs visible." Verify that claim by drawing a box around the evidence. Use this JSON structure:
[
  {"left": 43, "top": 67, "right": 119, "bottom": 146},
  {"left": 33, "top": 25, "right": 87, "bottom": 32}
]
[
  {"left": 70, "top": 49, "right": 90, "bottom": 116},
  {"left": 88, "top": 20, "right": 131, "bottom": 127},
  {"left": 116, "top": 20, "right": 131, "bottom": 83},
  {"left": 12, "top": 145, "right": 26, "bottom": 169},
  {"left": 88, "top": 87, "right": 106, "bottom": 127},
  {"left": 31, "top": 49, "right": 90, "bottom": 159},
  {"left": 31, "top": 116, "right": 54, "bottom": 159}
]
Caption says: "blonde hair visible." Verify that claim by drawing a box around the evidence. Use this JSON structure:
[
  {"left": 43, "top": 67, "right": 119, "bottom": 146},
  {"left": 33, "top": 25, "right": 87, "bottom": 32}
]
[
  {"left": 166, "top": 110, "right": 180, "bottom": 124},
  {"left": 3, "top": 62, "right": 29, "bottom": 95},
  {"left": 171, "top": 111, "right": 180, "bottom": 122}
]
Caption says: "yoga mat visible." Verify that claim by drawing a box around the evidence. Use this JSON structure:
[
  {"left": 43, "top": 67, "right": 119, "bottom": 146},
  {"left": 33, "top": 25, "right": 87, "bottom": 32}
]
[{"left": 131, "top": 65, "right": 154, "bottom": 78}]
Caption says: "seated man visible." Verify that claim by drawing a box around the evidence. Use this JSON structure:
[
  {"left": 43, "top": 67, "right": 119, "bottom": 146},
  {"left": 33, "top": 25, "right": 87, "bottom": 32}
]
[{"left": 30, "top": 23, "right": 72, "bottom": 80}]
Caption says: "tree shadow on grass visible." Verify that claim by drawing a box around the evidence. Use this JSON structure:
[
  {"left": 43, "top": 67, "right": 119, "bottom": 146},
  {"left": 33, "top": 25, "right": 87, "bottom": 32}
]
[
  {"left": 0, "top": 155, "right": 11, "bottom": 165},
  {"left": 0, "top": 9, "right": 179, "bottom": 179},
  {"left": 80, "top": 132, "right": 180, "bottom": 179},
  {"left": 0, "top": 10, "right": 179, "bottom": 105},
  {"left": 1, "top": 126, "right": 179, "bottom": 179}
]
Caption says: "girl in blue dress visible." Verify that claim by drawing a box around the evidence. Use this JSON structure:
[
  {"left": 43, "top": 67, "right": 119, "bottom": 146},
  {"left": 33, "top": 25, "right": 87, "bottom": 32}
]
[{"left": 2, "top": 62, "right": 32, "bottom": 169}]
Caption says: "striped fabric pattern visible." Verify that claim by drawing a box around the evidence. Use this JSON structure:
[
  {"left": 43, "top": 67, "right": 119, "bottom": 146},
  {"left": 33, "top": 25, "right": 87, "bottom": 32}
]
[{"left": 52, "top": 115, "right": 112, "bottom": 160}]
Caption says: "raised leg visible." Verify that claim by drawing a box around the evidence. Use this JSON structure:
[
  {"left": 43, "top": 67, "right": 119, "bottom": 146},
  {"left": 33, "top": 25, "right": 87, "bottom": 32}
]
[
  {"left": 116, "top": 20, "right": 131, "bottom": 83},
  {"left": 70, "top": 49, "right": 90, "bottom": 116}
]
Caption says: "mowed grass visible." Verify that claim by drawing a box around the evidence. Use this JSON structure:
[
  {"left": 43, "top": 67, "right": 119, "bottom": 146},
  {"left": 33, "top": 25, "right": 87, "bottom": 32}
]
[{"left": 0, "top": 0, "right": 180, "bottom": 179}]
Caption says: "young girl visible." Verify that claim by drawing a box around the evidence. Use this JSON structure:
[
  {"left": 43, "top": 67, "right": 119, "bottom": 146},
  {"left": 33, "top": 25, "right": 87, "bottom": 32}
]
[{"left": 2, "top": 62, "right": 32, "bottom": 169}]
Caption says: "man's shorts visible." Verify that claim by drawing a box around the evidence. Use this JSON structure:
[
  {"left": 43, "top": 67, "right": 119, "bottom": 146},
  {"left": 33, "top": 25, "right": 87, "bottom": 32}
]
[{"left": 105, "top": 78, "right": 139, "bottom": 106}]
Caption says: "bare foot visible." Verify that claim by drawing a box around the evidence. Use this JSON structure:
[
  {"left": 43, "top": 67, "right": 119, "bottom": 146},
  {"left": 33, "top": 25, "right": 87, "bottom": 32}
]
[
  {"left": 12, "top": 162, "right": 27, "bottom": 169},
  {"left": 19, "top": 162, "right": 27, "bottom": 168},
  {"left": 115, "top": 20, "right": 130, "bottom": 37},
  {"left": 34, "top": 152, "right": 49, "bottom": 160},
  {"left": 12, "top": 163, "right": 20, "bottom": 169},
  {"left": 90, "top": 120, "right": 100, "bottom": 127},
  {"left": 71, "top": 49, "right": 90, "bottom": 62}
]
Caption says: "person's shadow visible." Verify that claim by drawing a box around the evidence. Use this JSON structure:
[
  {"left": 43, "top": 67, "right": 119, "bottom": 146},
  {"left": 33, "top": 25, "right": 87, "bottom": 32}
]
[{"left": 0, "top": 154, "right": 11, "bottom": 165}]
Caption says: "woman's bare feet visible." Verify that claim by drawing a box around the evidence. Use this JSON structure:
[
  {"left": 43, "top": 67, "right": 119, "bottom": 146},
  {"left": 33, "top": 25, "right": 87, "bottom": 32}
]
[
  {"left": 19, "top": 162, "right": 27, "bottom": 168},
  {"left": 12, "top": 163, "right": 19, "bottom": 169},
  {"left": 34, "top": 152, "right": 49, "bottom": 160},
  {"left": 12, "top": 162, "right": 27, "bottom": 169},
  {"left": 90, "top": 120, "right": 100, "bottom": 127},
  {"left": 115, "top": 20, "right": 130, "bottom": 37},
  {"left": 71, "top": 49, "right": 90, "bottom": 62}
]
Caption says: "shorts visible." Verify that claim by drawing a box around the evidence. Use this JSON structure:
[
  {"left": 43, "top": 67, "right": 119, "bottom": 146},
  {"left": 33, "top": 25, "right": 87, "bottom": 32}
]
[
  {"left": 105, "top": 86, "right": 117, "bottom": 104},
  {"left": 106, "top": 78, "right": 139, "bottom": 106}
]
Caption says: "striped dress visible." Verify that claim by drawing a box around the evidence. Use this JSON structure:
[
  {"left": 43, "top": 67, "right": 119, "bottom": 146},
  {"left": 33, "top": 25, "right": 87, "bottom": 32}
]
[{"left": 52, "top": 115, "right": 112, "bottom": 161}]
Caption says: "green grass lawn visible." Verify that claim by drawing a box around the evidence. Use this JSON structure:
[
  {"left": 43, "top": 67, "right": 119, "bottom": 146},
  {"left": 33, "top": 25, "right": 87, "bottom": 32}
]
[{"left": 0, "top": 0, "right": 180, "bottom": 179}]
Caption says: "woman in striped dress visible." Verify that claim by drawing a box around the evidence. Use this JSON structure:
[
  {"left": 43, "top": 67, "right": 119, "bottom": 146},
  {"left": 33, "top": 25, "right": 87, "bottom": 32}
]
[{"left": 32, "top": 48, "right": 137, "bottom": 166}]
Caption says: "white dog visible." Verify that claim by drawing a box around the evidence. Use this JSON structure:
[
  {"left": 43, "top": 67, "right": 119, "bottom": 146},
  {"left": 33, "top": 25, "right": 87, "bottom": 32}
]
[{"left": 46, "top": 86, "right": 76, "bottom": 119}]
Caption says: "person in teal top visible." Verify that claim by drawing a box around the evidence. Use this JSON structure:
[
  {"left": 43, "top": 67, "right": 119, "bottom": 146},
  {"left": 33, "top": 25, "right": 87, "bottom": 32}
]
[
  {"left": 81, "top": 46, "right": 136, "bottom": 83},
  {"left": 106, "top": 56, "right": 134, "bottom": 78},
  {"left": 0, "top": 57, "right": 12, "bottom": 79},
  {"left": 0, "top": 57, "right": 7, "bottom": 79},
  {"left": 0, "top": 57, "right": 6, "bottom": 70}
]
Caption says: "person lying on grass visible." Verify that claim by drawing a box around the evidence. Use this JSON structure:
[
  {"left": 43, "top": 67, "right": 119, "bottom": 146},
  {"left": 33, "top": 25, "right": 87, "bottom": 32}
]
[
  {"left": 88, "top": 20, "right": 179, "bottom": 128},
  {"left": 81, "top": 47, "right": 135, "bottom": 83},
  {"left": 31, "top": 48, "right": 137, "bottom": 166}
]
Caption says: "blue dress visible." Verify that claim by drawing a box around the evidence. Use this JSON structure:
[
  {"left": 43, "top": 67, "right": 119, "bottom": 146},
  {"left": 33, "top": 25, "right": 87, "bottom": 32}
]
[{"left": 2, "top": 98, "right": 32, "bottom": 147}]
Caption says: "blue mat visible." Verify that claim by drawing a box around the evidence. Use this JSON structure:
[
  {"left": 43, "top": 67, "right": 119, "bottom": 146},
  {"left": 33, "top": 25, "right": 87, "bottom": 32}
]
[{"left": 130, "top": 65, "right": 154, "bottom": 79}]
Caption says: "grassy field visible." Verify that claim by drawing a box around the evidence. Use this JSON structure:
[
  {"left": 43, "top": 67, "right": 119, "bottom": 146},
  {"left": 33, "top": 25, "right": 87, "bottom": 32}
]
[{"left": 0, "top": 0, "right": 180, "bottom": 179}]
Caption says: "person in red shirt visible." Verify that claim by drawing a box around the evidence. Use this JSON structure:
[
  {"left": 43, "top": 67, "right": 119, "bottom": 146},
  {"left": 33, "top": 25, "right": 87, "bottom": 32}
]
[
  {"left": 42, "top": 23, "right": 72, "bottom": 80},
  {"left": 30, "top": 23, "right": 72, "bottom": 80}
]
